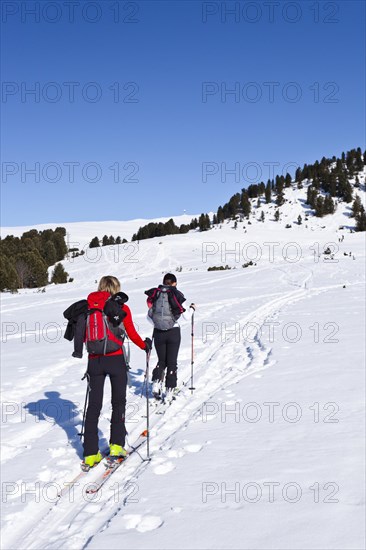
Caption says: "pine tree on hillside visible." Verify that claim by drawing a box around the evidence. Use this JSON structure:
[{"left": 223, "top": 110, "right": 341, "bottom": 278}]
[
  {"left": 351, "top": 195, "right": 362, "bottom": 218},
  {"left": 355, "top": 205, "right": 366, "bottom": 231},
  {"left": 190, "top": 218, "right": 199, "bottom": 230},
  {"left": 241, "top": 192, "right": 251, "bottom": 217},
  {"left": 116, "top": 236, "right": 121, "bottom": 244},
  {"left": 15, "top": 252, "right": 48, "bottom": 288},
  {"left": 315, "top": 196, "right": 325, "bottom": 217},
  {"left": 0, "top": 255, "right": 20, "bottom": 292},
  {"left": 265, "top": 181, "right": 272, "bottom": 203},
  {"left": 216, "top": 207, "right": 225, "bottom": 223},
  {"left": 102, "top": 235, "right": 109, "bottom": 246},
  {"left": 90, "top": 237, "right": 100, "bottom": 248},
  {"left": 44, "top": 241, "right": 57, "bottom": 265},
  {"left": 324, "top": 195, "right": 336, "bottom": 215},
  {"left": 306, "top": 186, "right": 318, "bottom": 208},
  {"left": 51, "top": 263, "right": 69, "bottom": 284},
  {"left": 276, "top": 191, "right": 285, "bottom": 206},
  {"left": 52, "top": 232, "right": 68, "bottom": 261},
  {"left": 198, "top": 213, "right": 210, "bottom": 231},
  {"left": 285, "top": 173, "right": 292, "bottom": 187}
]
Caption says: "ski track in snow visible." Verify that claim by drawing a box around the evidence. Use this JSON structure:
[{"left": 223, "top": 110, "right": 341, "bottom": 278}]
[{"left": 2, "top": 260, "right": 344, "bottom": 550}]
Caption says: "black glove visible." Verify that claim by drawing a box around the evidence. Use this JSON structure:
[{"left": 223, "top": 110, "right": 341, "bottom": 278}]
[
  {"left": 111, "top": 292, "right": 129, "bottom": 304},
  {"left": 104, "top": 300, "right": 127, "bottom": 327},
  {"left": 144, "top": 337, "right": 152, "bottom": 353}
]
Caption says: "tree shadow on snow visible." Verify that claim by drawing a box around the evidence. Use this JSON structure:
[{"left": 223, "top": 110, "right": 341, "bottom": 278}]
[{"left": 24, "top": 391, "right": 108, "bottom": 459}]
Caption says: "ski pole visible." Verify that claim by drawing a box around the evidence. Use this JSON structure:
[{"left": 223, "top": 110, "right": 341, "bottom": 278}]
[
  {"left": 79, "top": 371, "right": 90, "bottom": 440},
  {"left": 140, "top": 333, "right": 154, "bottom": 397},
  {"left": 145, "top": 348, "right": 152, "bottom": 461},
  {"left": 189, "top": 304, "right": 196, "bottom": 393}
]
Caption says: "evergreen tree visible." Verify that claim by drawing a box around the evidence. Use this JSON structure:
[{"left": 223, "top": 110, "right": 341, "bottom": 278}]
[
  {"left": 295, "top": 167, "right": 302, "bottom": 182},
  {"left": 324, "top": 195, "right": 335, "bottom": 215},
  {"left": 355, "top": 205, "right": 366, "bottom": 231},
  {"left": 315, "top": 196, "right": 325, "bottom": 217},
  {"left": 179, "top": 224, "right": 190, "bottom": 234},
  {"left": 109, "top": 235, "right": 115, "bottom": 245},
  {"left": 122, "top": 238, "right": 128, "bottom": 244},
  {"left": 213, "top": 214, "right": 218, "bottom": 225},
  {"left": 198, "top": 214, "right": 210, "bottom": 231},
  {"left": 15, "top": 252, "right": 48, "bottom": 288},
  {"left": 51, "top": 263, "right": 69, "bottom": 284},
  {"left": 265, "top": 181, "right": 272, "bottom": 203},
  {"left": 216, "top": 207, "right": 225, "bottom": 223},
  {"left": 90, "top": 237, "right": 100, "bottom": 248},
  {"left": 276, "top": 191, "right": 285, "bottom": 206},
  {"left": 115, "top": 236, "right": 121, "bottom": 244},
  {"left": 306, "top": 186, "right": 318, "bottom": 208},
  {"left": 52, "top": 232, "right": 68, "bottom": 261},
  {"left": 351, "top": 195, "right": 362, "bottom": 218},
  {"left": 44, "top": 241, "right": 57, "bottom": 265},
  {"left": 241, "top": 192, "right": 251, "bottom": 217},
  {"left": 102, "top": 235, "right": 109, "bottom": 246},
  {"left": 0, "top": 255, "right": 20, "bottom": 291},
  {"left": 343, "top": 181, "right": 353, "bottom": 203},
  {"left": 285, "top": 173, "right": 292, "bottom": 187}
]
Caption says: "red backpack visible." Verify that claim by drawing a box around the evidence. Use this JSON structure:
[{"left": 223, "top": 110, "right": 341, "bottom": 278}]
[{"left": 85, "top": 291, "right": 126, "bottom": 355}]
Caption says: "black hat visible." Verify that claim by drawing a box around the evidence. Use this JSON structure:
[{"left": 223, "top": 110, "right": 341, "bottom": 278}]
[{"left": 163, "top": 273, "right": 177, "bottom": 285}]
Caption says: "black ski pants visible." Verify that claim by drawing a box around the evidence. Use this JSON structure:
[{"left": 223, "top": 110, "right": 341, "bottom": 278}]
[
  {"left": 83, "top": 354, "right": 127, "bottom": 457},
  {"left": 152, "top": 327, "right": 181, "bottom": 388}
]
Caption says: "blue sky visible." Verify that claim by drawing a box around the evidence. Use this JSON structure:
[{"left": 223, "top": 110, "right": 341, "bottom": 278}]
[{"left": 1, "top": 0, "right": 365, "bottom": 226}]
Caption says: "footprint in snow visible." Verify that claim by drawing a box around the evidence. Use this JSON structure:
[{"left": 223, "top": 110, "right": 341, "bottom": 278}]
[
  {"left": 184, "top": 444, "right": 202, "bottom": 453},
  {"left": 153, "top": 461, "right": 176, "bottom": 475},
  {"left": 166, "top": 449, "right": 185, "bottom": 458},
  {"left": 124, "top": 514, "right": 163, "bottom": 532}
]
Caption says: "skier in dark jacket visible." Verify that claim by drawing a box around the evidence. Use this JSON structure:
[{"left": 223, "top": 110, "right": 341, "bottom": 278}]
[
  {"left": 145, "top": 273, "right": 189, "bottom": 398},
  {"left": 65, "top": 275, "right": 152, "bottom": 468}
]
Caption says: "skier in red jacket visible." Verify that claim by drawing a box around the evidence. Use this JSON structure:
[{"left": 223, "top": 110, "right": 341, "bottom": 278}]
[{"left": 83, "top": 275, "right": 151, "bottom": 468}]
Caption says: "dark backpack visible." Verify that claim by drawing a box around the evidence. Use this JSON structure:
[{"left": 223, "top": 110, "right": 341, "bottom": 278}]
[{"left": 85, "top": 291, "right": 127, "bottom": 355}]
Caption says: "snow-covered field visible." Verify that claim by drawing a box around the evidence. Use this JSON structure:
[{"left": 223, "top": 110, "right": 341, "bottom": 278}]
[{"left": 1, "top": 181, "right": 365, "bottom": 549}]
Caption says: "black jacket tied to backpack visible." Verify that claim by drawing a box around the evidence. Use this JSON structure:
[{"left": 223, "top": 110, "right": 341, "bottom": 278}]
[
  {"left": 63, "top": 299, "right": 88, "bottom": 358},
  {"left": 63, "top": 292, "right": 129, "bottom": 358}
]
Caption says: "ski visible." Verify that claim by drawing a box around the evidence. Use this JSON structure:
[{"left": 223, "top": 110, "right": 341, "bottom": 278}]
[
  {"left": 57, "top": 448, "right": 110, "bottom": 498},
  {"left": 85, "top": 431, "right": 148, "bottom": 494}
]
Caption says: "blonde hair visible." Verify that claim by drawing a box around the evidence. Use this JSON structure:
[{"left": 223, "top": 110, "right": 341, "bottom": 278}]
[{"left": 98, "top": 276, "right": 121, "bottom": 295}]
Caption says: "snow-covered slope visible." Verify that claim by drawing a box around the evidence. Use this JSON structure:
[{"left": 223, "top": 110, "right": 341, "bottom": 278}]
[{"left": 1, "top": 178, "right": 365, "bottom": 550}]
